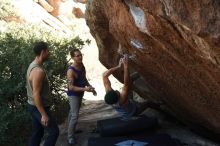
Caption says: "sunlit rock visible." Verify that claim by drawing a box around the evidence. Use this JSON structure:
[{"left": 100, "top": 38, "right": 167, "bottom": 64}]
[{"left": 86, "top": 0, "right": 220, "bottom": 138}]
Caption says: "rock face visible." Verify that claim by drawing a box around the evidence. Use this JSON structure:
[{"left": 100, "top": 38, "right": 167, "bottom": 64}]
[
  {"left": 36, "top": 0, "right": 86, "bottom": 22},
  {"left": 85, "top": 0, "right": 220, "bottom": 138}
]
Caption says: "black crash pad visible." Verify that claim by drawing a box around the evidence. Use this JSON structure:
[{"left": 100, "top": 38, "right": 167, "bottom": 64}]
[{"left": 97, "top": 115, "right": 158, "bottom": 137}]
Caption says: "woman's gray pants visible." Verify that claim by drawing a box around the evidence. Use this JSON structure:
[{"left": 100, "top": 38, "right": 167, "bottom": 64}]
[{"left": 67, "top": 95, "right": 82, "bottom": 140}]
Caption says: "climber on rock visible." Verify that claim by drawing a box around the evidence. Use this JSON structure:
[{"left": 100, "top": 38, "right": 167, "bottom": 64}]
[{"left": 102, "top": 55, "right": 156, "bottom": 120}]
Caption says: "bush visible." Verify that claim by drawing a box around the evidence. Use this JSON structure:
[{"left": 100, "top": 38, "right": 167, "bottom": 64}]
[
  {"left": 0, "top": 1, "right": 89, "bottom": 144},
  {"left": 0, "top": 22, "right": 87, "bottom": 103},
  {"left": 0, "top": 105, "right": 30, "bottom": 146}
]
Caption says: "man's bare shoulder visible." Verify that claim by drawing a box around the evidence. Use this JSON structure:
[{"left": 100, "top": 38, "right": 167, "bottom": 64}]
[
  {"left": 29, "top": 67, "right": 45, "bottom": 80},
  {"left": 32, "top": 67, "right": 44, "bottom": 73}
]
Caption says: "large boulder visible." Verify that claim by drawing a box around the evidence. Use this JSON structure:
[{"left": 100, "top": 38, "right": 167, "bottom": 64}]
[{"left": 85, "top": 0, "right": 220, "bottom": 138}]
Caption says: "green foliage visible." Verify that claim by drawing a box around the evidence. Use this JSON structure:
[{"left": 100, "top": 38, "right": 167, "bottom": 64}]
[
  {"left": 0, "top": 105, "right": 30, "bottom": 146},
  {"left": 0, "top": 22, "right": 87, "bottom": 105},
  {"left": 0, "top": 15, "right": 89, "bottom": 146}
]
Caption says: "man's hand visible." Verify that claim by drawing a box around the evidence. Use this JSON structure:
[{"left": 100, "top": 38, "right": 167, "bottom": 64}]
[
  {"left": 92, "top": 90, "right": 97, "bottom": 96},
  {"left": 118, "top": 58, "right": 123, "bottom": 68},
  {"left": 88, "top": 86, "right": 97, "bottom": 96},
  {"left": 85, "top": 86, "right": 95, "bottom": 92},
  {"left": 122, "top": 54, "right": 128, "bottom": 68},
  {"left": 41, "top": 114, "right": 49, "bottom": 127}
]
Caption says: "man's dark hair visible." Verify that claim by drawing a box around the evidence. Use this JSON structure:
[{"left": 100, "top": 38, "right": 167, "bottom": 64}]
[
  {"left": 104, "top": 90, "right": 119, "bottom": 105},
  {"left": 70, "top": 49, "right": 80, "bottom": 57},
  {"left": 33, "top": 41, "right": 48, "bottom": 56}
]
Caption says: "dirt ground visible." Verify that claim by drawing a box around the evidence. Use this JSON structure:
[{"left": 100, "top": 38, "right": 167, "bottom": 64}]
[
  {"left": 55, "top": 100, "right": 117, "bottom": 146},
  {"left": 54, "top": 100, "right": 220, "bottom": 146}
]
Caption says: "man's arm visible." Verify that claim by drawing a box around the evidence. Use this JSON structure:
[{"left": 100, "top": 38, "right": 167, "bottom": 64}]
[
  {"left": 84, "top": 69, "right": 97, "bottom": 96},
  {"left": 85, "top": 79, "right": 97, "bottom": 96},
  {"left": 119, "top": 55, "right": 129, "bottom": 106},
  {"left": 67, "top": 69, "right": 94, "bottom": 92},
  {"left": 103, "top": 59, "right": 123, "bottom": 92},
  {"left": 31, "top": 68, "right": 49, "bottom": 127}
]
